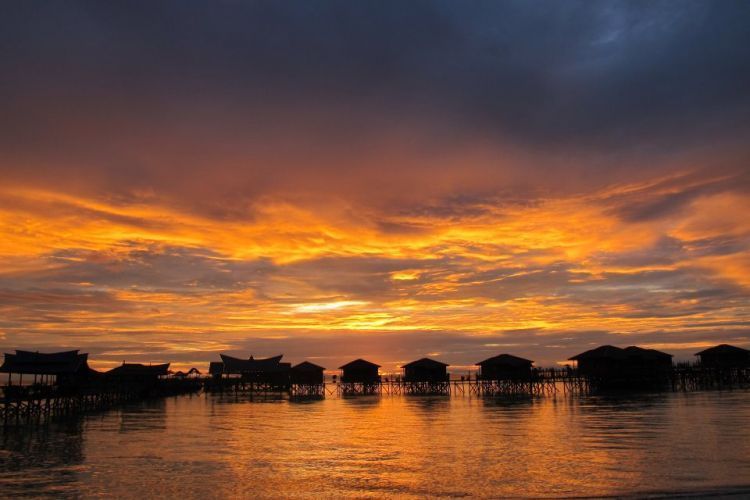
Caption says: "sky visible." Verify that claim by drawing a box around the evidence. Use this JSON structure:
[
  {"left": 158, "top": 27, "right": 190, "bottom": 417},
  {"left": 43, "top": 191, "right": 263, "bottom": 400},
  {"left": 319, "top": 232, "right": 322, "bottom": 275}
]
[{"left": 1, "top": 0, "right": 749, "bottom": 373}]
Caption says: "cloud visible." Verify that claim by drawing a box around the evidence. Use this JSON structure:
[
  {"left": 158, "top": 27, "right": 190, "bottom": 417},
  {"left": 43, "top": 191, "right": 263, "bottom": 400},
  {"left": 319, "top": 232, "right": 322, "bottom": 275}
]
[{"left": 0, "top": 1, "right": 749, "bottom": 370}]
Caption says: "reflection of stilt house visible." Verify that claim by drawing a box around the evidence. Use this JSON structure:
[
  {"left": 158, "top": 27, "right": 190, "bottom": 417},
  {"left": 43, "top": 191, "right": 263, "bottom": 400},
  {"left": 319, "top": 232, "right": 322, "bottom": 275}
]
[
  {"left": 569, "top": 345, "right": 672, "bottom": 390},
  {"left": 0, "top": 350, "right": 97, "bottom": 391},
  {"left": 695, "top": 344, "right": 750, "bottom": 368},
  {"left": 476, "top": 354, "right": 533, "bottom": 380}
]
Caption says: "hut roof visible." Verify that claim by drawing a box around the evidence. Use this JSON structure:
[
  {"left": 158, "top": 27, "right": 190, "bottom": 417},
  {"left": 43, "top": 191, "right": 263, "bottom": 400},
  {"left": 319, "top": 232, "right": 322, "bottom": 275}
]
[
  {"left": 187, "top": 367, "right": 201, "bottom": 375},
  {"left": 402, "top": 357, "right": 449, "bottom": 369},
  {"left": 695, "top": 344, "right": 750, "bottom": 356},
  {"left": 339, "top": 358, "right": 380, "bottom": 370},
  {"left": 623, "top": 346, "right": 672, "bottom": 360},
  {"left": 208, "top": 361, "right": 224, "bottom": 375},
  {"left": 568, "top": 345, "right": 625, "bottom": 361},
  {"left": 219, "top": 354, "right": 286, "bottom": 373},
  {"left": 292, "top": 361, "right": 326, "bottom": 371},
  {"left": 0, "top": 350, "right": 90, "bottom": 375},
  {"left": 107, "top": 363, "right": 170, "bottom": 376},
  {"left": 569, "top": 345, "right": 672, "bottom": 361},
  {"left": 476, "top": 353, "right": 533, "bottom": 367}
]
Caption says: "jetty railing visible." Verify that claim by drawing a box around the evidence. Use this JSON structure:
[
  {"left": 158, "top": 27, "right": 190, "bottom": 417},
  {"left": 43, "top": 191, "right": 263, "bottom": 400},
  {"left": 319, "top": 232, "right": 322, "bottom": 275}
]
[
  {"left": 203, "top": 366, "right": 750, "bottom": 399},
  {"left": 1, "top": 378, "right": 201, "bottom": 428}
]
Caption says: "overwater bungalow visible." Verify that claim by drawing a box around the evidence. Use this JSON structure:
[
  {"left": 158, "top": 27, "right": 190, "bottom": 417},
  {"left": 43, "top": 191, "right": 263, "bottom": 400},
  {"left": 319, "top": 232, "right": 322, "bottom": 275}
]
[
  {"left": 208, "top": 361, "right": 224, "bottom": 380},
  {"left": 290, "top": 361, "right": 325, "bottom": 385},
  {"left": 570, "top": 345, "right": 672, "bottom": 375},
  {"left": 219, "top": 354, "right": 291, "bottom": 385},
  {"left": 402, "top": 358, "right": 449, "bottom": 383},
  {"left": 106, "top": 363, "right": 171, "bottom": 384},
  {"left": 0, "top": 350, "right": 97, "bottom": 388},
  {"left": 695, "top": 344, "right": 750, "bottom": 368},
  {"left": 339, "top": 359, "right": 380, "bottom": 384},
  {"left": 569, "top": 345, "right": 672, "bottom": 389},
  {"left": 476, "top": 354, "right": 533, "bottom": 381}
]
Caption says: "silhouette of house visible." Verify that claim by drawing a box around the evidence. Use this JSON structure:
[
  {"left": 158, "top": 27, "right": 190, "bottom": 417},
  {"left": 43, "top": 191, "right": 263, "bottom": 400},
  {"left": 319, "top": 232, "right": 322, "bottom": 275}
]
[
  {"left": 402, "top": 358, "right": 449, "bottom": 382},
  {"left": 290, "top": 361, "right": 325, "bottom": 385},
  {"left": 208, "top": 361, "right": 224, "bottom": 379},
  {"left": 0, "top": 350, "right": 96, "bottom": 386},
  {"left": 339, "top": 359, "right": 380, "bottom": 384},
  {"left": 622, "top": 346, "right": 672, "bottom": 371},
  {"left": 476, "top": 354, "right": 533, "bottom": 380},
  {"left": 219, "top": 354, "right": 291, "bottom": 385},
  {"left": 106, "top": 363, "right": 170, "bottom": 383},
  {"left": 569, "top": 345, "right": 672, "bottom": 385},
  {"left": 695, "top": 344, "right": 750, "bottom": 368}
]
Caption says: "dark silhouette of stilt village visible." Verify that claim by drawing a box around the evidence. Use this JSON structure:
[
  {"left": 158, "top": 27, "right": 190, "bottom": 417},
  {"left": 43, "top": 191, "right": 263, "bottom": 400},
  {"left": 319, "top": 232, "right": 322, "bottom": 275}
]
[{"left": 2, "top": 343, "right": 749, "bottom": 427}]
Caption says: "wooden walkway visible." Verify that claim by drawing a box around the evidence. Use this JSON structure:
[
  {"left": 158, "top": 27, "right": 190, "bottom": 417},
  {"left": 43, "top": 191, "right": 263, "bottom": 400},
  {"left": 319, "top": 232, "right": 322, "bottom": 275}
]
[
  {"left": 206, "top": 366, "right": 750, "bottom": 398},
  {"left": 1, "top": 379, "right": 201, "bottom": 428},
  {"left": 6, "top": 367, "right": 749, "bottom": 427}
]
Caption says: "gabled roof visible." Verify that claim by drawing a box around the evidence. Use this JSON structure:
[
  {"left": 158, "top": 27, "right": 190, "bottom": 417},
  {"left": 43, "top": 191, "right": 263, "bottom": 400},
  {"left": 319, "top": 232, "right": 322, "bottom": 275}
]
[
  {"left": 219, "top": 354, "right": 286, "bottom": 373},
  {"left": 292, "top": 361, "right": 326, "bottom": 371},
  {"left": 569, "top": 345, "right": 672, "bottom": 361},
  {"left": 0, "top": 350, "right": 90, "bottom": 375},
  {"left": 339, "top": 358, "right": 380, "bottom": 370},
  {"left": 623, "top": 346, "right": 672, "bottom": 360},
  {"left": 569, "top": 345, "right": 625, "bottom": 361},
  {"left": 402, "top": 357, "right": 449, "bottom": 369},
  {"left": 477, "top": 353, "right": 533, "bottom": 367},
  {"left": 695, "top": 344, "right": 750, "bottom": 356},
  {"left": 107, "top": 363, "right": 170, "bottom": 376}
]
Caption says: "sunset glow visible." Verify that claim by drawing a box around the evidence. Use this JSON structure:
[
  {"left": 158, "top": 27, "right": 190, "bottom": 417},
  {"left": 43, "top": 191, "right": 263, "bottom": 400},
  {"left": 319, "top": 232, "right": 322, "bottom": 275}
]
[{"left": 1, "top": 1, "right": 749, "bottom": 374}]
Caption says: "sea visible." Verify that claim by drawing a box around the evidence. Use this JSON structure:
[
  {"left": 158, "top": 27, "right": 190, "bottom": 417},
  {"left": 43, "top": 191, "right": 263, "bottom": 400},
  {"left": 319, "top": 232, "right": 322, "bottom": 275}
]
[{"left": 1, "top": 390, "right": 750, "bottom": 498}]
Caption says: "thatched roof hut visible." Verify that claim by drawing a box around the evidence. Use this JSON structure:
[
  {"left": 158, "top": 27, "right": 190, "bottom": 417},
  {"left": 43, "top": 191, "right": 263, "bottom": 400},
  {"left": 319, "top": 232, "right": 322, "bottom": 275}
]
[
  {"left": 219, "top": 354, "right": 286, "bottom": 374},
  {"left": 569, "top": 345, "right": 672, "bottom": 379},
  {"left": 402, "top": 358, "right": 449, "bottom": 382},
  {"left": 106, "top": 363, "right": 170, "bottom": 378},
  {"left": 339, "top": 359, "right": 380, "bottom": 384},
  {"left": 0, "top": 350, "right": 89, "bottom": 375},
  {"left": 0, "top": 349, "right": 97, "bottom": 385},
  {"left": 695, "top": 344, "right": 750, "bottom": 368},
  {"left": 476, "top": 354, "right": 533, "bottom": 380},
  {"left": 218, "top": 354, "right": 290, "bottom": 384},
  {"left": 291, "top": 361, "right": 325, "bottom": 385}
]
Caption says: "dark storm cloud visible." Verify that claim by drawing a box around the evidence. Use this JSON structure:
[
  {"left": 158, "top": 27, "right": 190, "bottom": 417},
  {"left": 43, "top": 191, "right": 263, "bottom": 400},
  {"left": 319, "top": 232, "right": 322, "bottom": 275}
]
[
  {"left": 1, "top": 0, "right": 749, "bottom": 190},
  {"left": 3, "top": 244, "right": 277, "bottom": 292},
  {"left": 605, "top": 170, "right": 750, "bottom": 223},
  {"left": 1, "top": 1, "right": 749, "bottom": 369}
]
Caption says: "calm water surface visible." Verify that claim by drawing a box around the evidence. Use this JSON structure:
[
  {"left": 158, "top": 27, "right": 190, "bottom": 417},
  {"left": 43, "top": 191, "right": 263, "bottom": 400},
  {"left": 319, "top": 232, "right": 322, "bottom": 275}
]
[{"left": 2, "top": 390, "right": 750, "bottom": 498}]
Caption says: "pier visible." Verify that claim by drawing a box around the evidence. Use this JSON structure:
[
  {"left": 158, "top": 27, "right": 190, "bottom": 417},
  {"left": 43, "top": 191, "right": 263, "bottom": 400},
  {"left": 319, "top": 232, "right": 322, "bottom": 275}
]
[
  {"left": 0, "top": 350, "right": 200, "bottom": 427},
  {"left": 2, "top": 343, "right": 750, "bottom": 427}
]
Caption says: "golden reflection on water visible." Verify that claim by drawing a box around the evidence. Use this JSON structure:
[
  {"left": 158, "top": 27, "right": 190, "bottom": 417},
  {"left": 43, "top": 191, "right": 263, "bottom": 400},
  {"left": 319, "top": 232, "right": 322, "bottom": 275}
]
[{"left": 2, "top": 392, "right": 750, "bottom": 498}]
